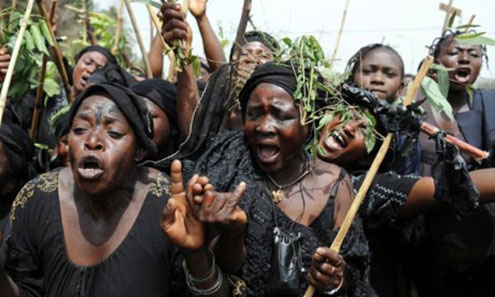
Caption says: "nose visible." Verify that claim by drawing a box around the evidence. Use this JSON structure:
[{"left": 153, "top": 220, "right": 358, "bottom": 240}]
[
  {"left": 256, "top": 115, "right": 276, "bottom": 135},
  {"left": 343, "top": 120, "right": 363, "bottom": 137},
  {"left": 85, "top": 130, "right": 104, "bottom": 151},
  {"left": 458, "top": 50, "right": 470, "bottom": 64},
  {"left": 370, "top": 71, "right": 385, "bottom": 85}
]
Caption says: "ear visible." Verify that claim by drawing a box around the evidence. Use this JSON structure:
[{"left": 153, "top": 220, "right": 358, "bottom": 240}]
[{"left": 134, "top": 147, "right": 147, "bottom": 163}]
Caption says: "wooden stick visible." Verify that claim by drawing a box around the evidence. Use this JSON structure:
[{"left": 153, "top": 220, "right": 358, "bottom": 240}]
[
  {"left": 303, "top": 56, "right": 434, "bottom": 297},
  {"left": 328, "top": 0, "right": 351, "bottom": 69},
  {"left": 36, "top": 0, "right": 74, "bottom": 103},
  {"left": 146, "top": 4, "right": 177, "bottom": 82},
  {"left": 30, "top": 0, "right": 57, "bottom": 140},
  {"left": 29, "top": 55, "right": 48, "bottom": 140},
  {"left": 182, "top": 0, "right": 190, "bottom": 16},
  {"left": 124, "top": 0, "right": 152, "bottom": 78},
  {"left": 7, "top": 0, "right": 18, "bottom": 31},
  {"left": 464, "top": 14, "right": 476, "bottom": 33},
  {"left": 112, "top": 0, "right": 125, "bottom": 55},
  {"left": 82, "top": 0, "right": 88, "bottom": 45},
  {"left": 420, "top": 122, "right": 488, "bottom": 161},
  {"left": 0, "top": 0, "right": 35, "bottom": 125},
  {"left": 231, "top": 0, "right": 252, "bottom": 62}
]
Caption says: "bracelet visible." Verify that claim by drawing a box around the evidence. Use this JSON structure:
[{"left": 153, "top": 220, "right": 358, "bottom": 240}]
[
  {"left": 322, "top": 276, "right": 344, "bottom": 296},
  {"left": 186, "top": 265, "right": 224, "bottom": 295},
  {"left": 182, "top": 249, "right": 216, "bottom": 283}
]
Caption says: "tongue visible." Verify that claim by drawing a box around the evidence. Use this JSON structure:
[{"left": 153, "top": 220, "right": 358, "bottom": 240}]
[{"left": 258, "top": 146, "right": 279, "bottom": 159}]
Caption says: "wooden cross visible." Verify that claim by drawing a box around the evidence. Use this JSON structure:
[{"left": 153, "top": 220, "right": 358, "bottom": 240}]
[{"left": 439, "top": 0, "right": 463, "bottom": 33}]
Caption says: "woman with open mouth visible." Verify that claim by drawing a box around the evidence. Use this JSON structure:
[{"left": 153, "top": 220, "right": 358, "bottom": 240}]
[
  {"left": 317, "top": 100, "right": 495, "bottom": 297},
  {"left": 165, "top": 61, "right": 375, "bottom": 297},
  {"left": 2, "top": 83, "right": 228, "bottom": 297}
]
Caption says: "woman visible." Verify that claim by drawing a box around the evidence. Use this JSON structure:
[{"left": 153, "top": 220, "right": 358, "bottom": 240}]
[
  {"left": 156, "top": 2, "right": 280, "bottom": 168},
  {"left": 1, "top": 83, "right": 227, "bottom": 297},
  {"left": 130, "top": 79, "right": 180, "bottom": 161},
  {"left": 163, "top": 62, "right": 375, "bottom": 297},
  {"left": 413, "top": 30, "right": 495, "bottom": 297},
  {"left": 317, "top": 102, "right": 495, "bottom": 297}
]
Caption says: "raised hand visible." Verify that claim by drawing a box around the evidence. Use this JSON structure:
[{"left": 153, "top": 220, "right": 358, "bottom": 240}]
[
  {"left": 188, "top": 177, "right": 248, "bottom": 232},
  {"left": 0, "top": 47, "right": 11, "bottom": 83},
  {"left": 189, "top": 0, "right": 207, "bottom": 19},
  {"left": 307, "top": 247, "right": 346, "bottom": 294},
  {"left": 161, "top": 160, "right": 205, "bottom": 250},
  {"left": 160, "top": 2, "right": 192, "bottom": 48}
]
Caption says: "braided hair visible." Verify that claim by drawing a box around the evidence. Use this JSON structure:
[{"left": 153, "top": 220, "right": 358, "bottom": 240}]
[
  {"left": 428, "top": 29, "right": 489, "bottom": 65},
  {"left": 345, "top": 43, "right": 405, "bottom": 83}
]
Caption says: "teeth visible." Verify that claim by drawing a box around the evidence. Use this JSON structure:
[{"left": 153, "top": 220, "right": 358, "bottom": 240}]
[{"left": 336, "top": 134, "right": 345, "bottom": 146}]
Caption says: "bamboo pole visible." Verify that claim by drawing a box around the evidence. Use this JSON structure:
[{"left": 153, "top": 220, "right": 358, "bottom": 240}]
[
  {"left": 124, "top": 0, "right": 152, "bottom": 78},
  {"left": 30, "top": 0, "right": 57, "bottom": 140},
  {"left": 36, "top": 0, "right": 74, "bottom": 103},
  {"left": 112, "top": 0, "right": 125, "bottom": 55},
  {"left": 328, "top": 0, "right": 351, "bottom": 69},
  {"left": 146, "top": 4, "right": 177, "bottom": 82},
  {"left": 441, "top": 0, "right": 453, "bottom": 34},
  {"left": 464, "top": 15, "right": 476, "bottom": 33},
  {"left": 0, "top": 0, "right": 35, "bottom": 125},
  {"left": 303, "top": 56, "right": 435, "bottom": 297}
]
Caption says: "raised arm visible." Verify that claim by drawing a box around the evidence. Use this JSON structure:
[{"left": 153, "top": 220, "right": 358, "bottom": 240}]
[
  {"left": 189, "top": 0, "right": 227, "bottom": 72},
  {"left": 148, "top": 34, "right": 165, "bottom": 78},
  {"left": 398, "top": 168, "right": 495, "bottom": 218},
  {"left": 161, "top": 2, "right": 199, "bottom": 140}
]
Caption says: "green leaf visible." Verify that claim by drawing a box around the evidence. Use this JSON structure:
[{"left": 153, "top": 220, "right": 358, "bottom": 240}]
[
  {"left": 420, "top": 76, "right": 454, "bottom": 120},
  {"left": 30, "top": 24, "right": 48, "bottom": 55},
  {"left": 455, "top": 24, "right": 481, "bottom": 30},
  {"left": 447, "top": 11, "right": 457, "bottom": 29},
  {"left": 430, "top": 63, "right": 454, "bottom": 72},
  {"left": 456, "top": 32, "right": 486, "bottom": 40},
  {"left": 34, "top": 143, "right": 50, "bottom": 150},
  {"left": 432, "top": 63, "right": 451, "bottom": 98},
  {"left": 43, "top": 78, "right": 61, "bottom": 99},
  {"left": 39, "top": 20, "right": 54, "bottom": 47},
  {"left": 456, "top": 35, "right": 495, "bottom": 47},
  {"left": 24, "top": 30, "right": 35, "bottom": 51}
]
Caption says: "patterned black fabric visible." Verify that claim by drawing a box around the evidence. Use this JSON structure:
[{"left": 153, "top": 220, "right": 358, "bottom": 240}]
[{"left": 1, "top": 169, "right": 186, "bottom": 297}]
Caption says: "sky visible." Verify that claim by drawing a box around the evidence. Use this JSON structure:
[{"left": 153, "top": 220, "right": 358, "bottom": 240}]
[{"left": 94, "top": 0, "right": 495, "bottom": 78}]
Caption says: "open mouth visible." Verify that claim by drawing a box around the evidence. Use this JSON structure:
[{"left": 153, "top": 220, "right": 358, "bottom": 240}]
[
  {"left": 77, "top": 156, "right": 104, "bottom": 180},
  {"left": 370, "top": 89, "right": 387, "bottom": 98},
  {"left": 454, "top": 68, "right": 472, "bottom": 84},
  {"left": 323, "top": 131, "right": 348, "bottom": 151},
  {"left": 256, "top": 144, "right": 280, "bottom": 164}
]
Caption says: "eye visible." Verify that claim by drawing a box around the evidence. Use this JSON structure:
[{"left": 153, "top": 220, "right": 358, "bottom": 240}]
[
  {"left": 72, "top": 127, "right": 87, "bottom": 135},
  {"left": 107, "top": 131, "right": 124, "bottom": 139}
]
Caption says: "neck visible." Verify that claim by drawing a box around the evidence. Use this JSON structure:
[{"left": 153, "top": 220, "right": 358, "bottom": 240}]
[
  {"left": 74, "top": 166, "right": 139, "bottom": 220},
  {"left": 448, "top": 88, "right": 469, "bottom": 113},
  {"left": 269, "top": 152, "right": 308, "bottom": 186}
]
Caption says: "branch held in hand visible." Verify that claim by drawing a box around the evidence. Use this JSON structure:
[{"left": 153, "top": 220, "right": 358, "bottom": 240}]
[{"left": 0, "top": 0, "right": 35, "bottom": 125}]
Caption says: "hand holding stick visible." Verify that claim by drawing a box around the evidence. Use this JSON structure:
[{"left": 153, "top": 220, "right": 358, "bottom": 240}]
[
  {"left": 0, "top": 0, "right": 35, "bottom": 125},
  {"left": 303, "top": 56, "right": 435, "bottom": 297}
]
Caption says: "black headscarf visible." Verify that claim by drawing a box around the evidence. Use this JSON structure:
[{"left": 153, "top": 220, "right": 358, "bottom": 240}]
[
  {"left": 74, "top": 45, "right": 118, "bottom": 65},
  {"left": 68, "top": 83, "right": 157, "bottom": 155},
  {"left": 87, "top": 63, "right": 136, "bottom": 87},
  {"left": 239, "top": 62, "right": 297, "bottom": 118},
  {"left": 0, "top": 120, "right": 34, "bottom": 184},
  {"left": 229, "top": 31, "right": 280, "bottom": 61},
  {"left": 130, "top": 79, "right": 178, "bottom": 130}
]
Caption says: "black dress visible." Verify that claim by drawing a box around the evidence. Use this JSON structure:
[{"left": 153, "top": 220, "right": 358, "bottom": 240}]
[
  {"left": 183, "top": 131, "right": 376, "bottom": 297},
  {"left": 1, "top": 169, "right": 186, "bottom": 297}
]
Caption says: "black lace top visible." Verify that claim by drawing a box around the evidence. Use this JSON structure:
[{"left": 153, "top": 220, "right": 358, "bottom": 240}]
[
  {"left": 1, "top": 169, "right": 186, "bottom": 297},
  {"left": 183, "top": 131, "right": 376, "bottom": 297}
]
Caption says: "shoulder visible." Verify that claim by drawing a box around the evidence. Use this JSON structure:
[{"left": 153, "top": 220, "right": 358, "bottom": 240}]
[{"left": 10, "top": 170, "right": 59, "bottom": 223}]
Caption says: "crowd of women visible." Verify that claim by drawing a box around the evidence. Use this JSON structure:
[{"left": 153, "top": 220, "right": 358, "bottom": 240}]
[{"left": 0, "top": 1, "right": 494, "bottom": 296}]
